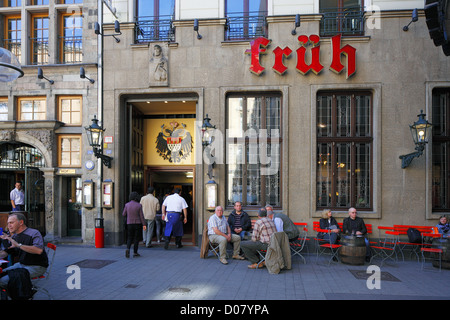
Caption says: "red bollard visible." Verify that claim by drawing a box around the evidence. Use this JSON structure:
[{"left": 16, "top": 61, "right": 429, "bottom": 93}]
[{"left": 95, "top": 218, "right": 104, "bottom": 248}]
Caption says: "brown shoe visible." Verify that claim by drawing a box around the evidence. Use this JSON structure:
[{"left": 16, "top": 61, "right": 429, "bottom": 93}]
[
  {"left": 258, "top": 261, "right": 266, "bottom": 268},
  {"left": 247, "top": 263, "right": 258, "bottom": 269},
  {"left": 232, "top": 255, "right": 245, "bottom": 260}
]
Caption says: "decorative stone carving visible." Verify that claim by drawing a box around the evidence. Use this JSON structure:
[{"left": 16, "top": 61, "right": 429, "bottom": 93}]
[
  {"left": 0, "top": 130, "right": 15, "bottom": 141},
  {"left": 24, "top": 130, "right": 54, "bottom": 152},
  {"left": 149, "top": 43, "right": 169, "bottom": 87}
]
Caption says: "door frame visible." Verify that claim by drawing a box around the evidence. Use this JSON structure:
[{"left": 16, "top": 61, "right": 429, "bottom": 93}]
[{"left": 144, "top": 165, "right": 196, "bottom": 245}]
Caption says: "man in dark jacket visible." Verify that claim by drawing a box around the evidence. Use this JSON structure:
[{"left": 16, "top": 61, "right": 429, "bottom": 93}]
[
  {"left": 342, "top": 207, "right": 371, "bottom": 261},
  {"left": 227, "top": 201, "right": 252, "bottom": 240},
  {"left": 342, "top": 207, "right": 367, "bottom": 235}
]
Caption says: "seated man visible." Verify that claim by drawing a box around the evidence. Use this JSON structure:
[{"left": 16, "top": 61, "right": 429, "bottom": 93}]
[
  {"left": 266, "top": 205, "right": 299, "bottom": 242},
  {"left": 342, "top": 207, "right": 371, "bottom": 262},
  {"left": 241, "top": 208, "right": 277, "bottom": 269},
  {"left": 207, "top": 206, "right": 244, "bottom": 265},
  {"left": 227, "top": 201, "right": 252, "bottom": 240},
  {"left": 0, "top": 212, "right": 48, "bottom": 289}
]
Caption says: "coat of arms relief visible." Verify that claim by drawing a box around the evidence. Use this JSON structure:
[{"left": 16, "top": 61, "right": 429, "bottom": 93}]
[{"left": 155, "top": 122, "right": 193, "bottom": 163}]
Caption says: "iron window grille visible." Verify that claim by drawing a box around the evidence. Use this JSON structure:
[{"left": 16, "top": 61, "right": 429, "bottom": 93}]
[
  {"left": 320, "top": 6, "right": 365, "bottom": 37},
  {"left": 58, "top": 36, "right": 83, "bottom": 64},
  {"left": 225, "top": 11, "right": 267, "bottom": 41},
  {"left": 0, "top": 144, "right": 45, "bottom": 169},
  {"left": 135, "top": 15, "right": 175, "bottom": 43}
]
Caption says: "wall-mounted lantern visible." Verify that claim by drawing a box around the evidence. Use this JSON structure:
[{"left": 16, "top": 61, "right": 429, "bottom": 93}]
[
  {"left": 399, "top": 110, "right": 433, "bottom": 168},
  {"left": 84, "top": 115, "right": 112, "bottom": 168}
]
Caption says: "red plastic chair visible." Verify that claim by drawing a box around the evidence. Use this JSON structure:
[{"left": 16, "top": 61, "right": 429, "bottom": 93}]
[
  {"left": 420, "top": 233, "right": 443, "bottom": 272},
  {"left": 290, "top": 223, "right": 309, "bottom": 264},
  {"left": 370, "top": 230, "right": 399, "bottom": 266},
  {"left": 31, "top": 243, "right": 57, "bottom": 300},
  {"left": 315, "top": 228, "right": 342, "bottom": 265}
]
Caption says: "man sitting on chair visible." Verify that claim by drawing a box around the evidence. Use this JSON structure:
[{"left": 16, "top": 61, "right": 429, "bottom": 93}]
[
  {"left": 241, "top": 208, "right": 277, "bottom": 269},
  {"left": 0, "top": 212, "right": 48, "bottom": 289},
  {"left": 207, "top": 206, "right": 245, "bottom": 265}
]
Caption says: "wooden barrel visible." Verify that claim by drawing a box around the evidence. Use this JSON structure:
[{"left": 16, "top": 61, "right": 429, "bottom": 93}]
[
  {"left": 432, "top": 237, "right": 450, "bottom": 269},
  {"left": 339, "top": 235, "right": 367, "bottom": 265}
]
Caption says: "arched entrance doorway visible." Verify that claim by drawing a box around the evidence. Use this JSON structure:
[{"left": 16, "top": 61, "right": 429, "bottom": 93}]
[{"left": 0, "top": 142, "right": 45, "bottom": 234}]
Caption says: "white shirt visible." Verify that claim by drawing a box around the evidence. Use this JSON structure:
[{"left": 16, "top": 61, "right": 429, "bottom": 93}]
[
  {"left": 10, "top": 187, "right": 24, "bottom": 205},
  {"left": 207, "top": 214, "right": 228, "bottom": 235},
  {"left": 271, "top": 216, "right": 283, "bottom": 233},
  {"left": 162, "top": 193, "right": 188, "bottom": 213}
]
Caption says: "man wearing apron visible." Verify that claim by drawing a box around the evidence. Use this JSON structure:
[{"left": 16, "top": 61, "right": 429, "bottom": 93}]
[{"left": 162, "top": 188, "right": 188, "bottom": 249}]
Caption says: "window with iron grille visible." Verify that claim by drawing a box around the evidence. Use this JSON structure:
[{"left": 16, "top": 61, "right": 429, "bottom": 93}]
[
  {"left": 31, "top": 14, "right": 49, "bottom": 65},
  {"left": 135, "top": 0, "right": 175, "bottom": 43},
  {"left": 432, "top": 88, "right": 450, "bottom": 211},
  {"left": 320, "top": 0, "right": 364, "bottom": 37},
  {"left": 226, "top": 92, "right": 281, "bottom": 208},
  {"left": 225, "top": 0, "right": 268, "bottom": 41},
  {"left": 316, "top": 91, "right": 373, "bottom": 210},
  {"left": 4, "top": 16, "right": 21, "bottom": 62},
  {"left": 60, "top": 12, "right": 83, "bottom": 63}
]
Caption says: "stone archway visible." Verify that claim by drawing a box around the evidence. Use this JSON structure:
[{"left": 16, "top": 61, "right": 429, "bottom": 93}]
[{"left": 0, "top": 129, "right": 58, "bottom": 241}]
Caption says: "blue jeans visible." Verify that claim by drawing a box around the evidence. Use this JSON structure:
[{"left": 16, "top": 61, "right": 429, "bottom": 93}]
[{"left": 143, "top": 219, "right": 155, "bottom": 246}]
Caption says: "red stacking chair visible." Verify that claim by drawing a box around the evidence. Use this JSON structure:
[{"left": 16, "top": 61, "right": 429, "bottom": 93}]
[{"left": 31, "top": 243, "right": 57, "bottom": 300}]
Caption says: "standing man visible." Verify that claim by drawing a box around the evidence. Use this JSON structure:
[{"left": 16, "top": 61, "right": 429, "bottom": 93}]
[
  {"left": 162, "top": 188, "right": 188, "bottom": 249},
  {"left": 0, "top": 212, "right": 48, "bottom": 289},
  {"left": 208, "top": 206, "right": 244, "bottom": 265},
  {"left": 10, "top": 181, "right": 24, "bottom": 211},
  {"left": 241, "top": 208, "right": 277, "bottom": 269},
  {"left": 140, "top": 186, "right": 160, "bottom": 248},
  {"left": 227, "top": 201, "right": 252, "bottom": 240},
  {"left": 266, "top": 205, "right": 299, "bottom": 242}
]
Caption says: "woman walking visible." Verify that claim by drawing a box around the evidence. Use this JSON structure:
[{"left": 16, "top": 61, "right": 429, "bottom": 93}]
[{"left": 122, "top": 191, "right": 147, "bottom": 258}]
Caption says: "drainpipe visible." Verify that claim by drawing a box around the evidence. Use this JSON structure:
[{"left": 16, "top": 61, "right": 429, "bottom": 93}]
[{"left": 95, "top": 0, "right": 104, "bottom": 247}]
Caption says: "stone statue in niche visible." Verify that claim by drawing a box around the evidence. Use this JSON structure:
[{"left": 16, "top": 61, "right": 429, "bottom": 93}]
[{"left": 149, "top": 43, "right": 168, "bottom": 87}]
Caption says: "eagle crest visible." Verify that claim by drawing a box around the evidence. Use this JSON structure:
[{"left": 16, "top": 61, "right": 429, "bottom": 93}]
[{"left": 155, "top": 122, "right": 193, "bottom": 163}]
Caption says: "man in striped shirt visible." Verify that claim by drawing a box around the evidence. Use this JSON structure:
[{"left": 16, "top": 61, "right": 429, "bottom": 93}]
[{"left": 240, "top": 208, "right": 277, "bottom": 269}]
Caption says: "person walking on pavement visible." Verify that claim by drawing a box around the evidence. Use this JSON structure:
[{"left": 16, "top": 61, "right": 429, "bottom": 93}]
[
  {"left": 162, "top": 188, "right": 188, "bottom": 249},
  {"left": 140, "top": 186, "right": 160, "bottom": 248},
  {"left": 10, "top": 181, "right": 25, "bottom": 212},
  {"left": 122, "top": 191, "right": 146, "bottom": 258}
]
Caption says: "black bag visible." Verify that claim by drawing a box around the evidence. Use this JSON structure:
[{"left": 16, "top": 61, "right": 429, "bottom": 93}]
[
  {"left": 407, "top": 228, "right": 422, "bottom": 244},
  {"left": 6, "top": 268, "right": 34, "bottom": 300}
]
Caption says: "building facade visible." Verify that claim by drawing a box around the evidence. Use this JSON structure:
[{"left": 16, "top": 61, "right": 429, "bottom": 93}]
[{"left": 0, "top": 0, "right": 449, "bottom": 246}]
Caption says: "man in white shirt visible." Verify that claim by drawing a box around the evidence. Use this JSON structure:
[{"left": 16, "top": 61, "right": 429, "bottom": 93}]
[
  {"left": 162, "top": 188, "right": 188, "bottom": 249},
  {"left": 208, "top": 206, "right": 244, "bottom": 265},
  {"left": 140, "top": 186, "right": 160, "bottom": 248},
  {"left": 266, "top": 206, "right": 283, "bottom": 232},
  {"left": 10, "top": 182, "right": 25, "bottom": 211}
]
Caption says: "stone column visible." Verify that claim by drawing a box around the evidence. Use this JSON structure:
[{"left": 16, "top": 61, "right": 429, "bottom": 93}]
[{"left": 42, "top": 168, "right": 57, "bottom": 242}]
